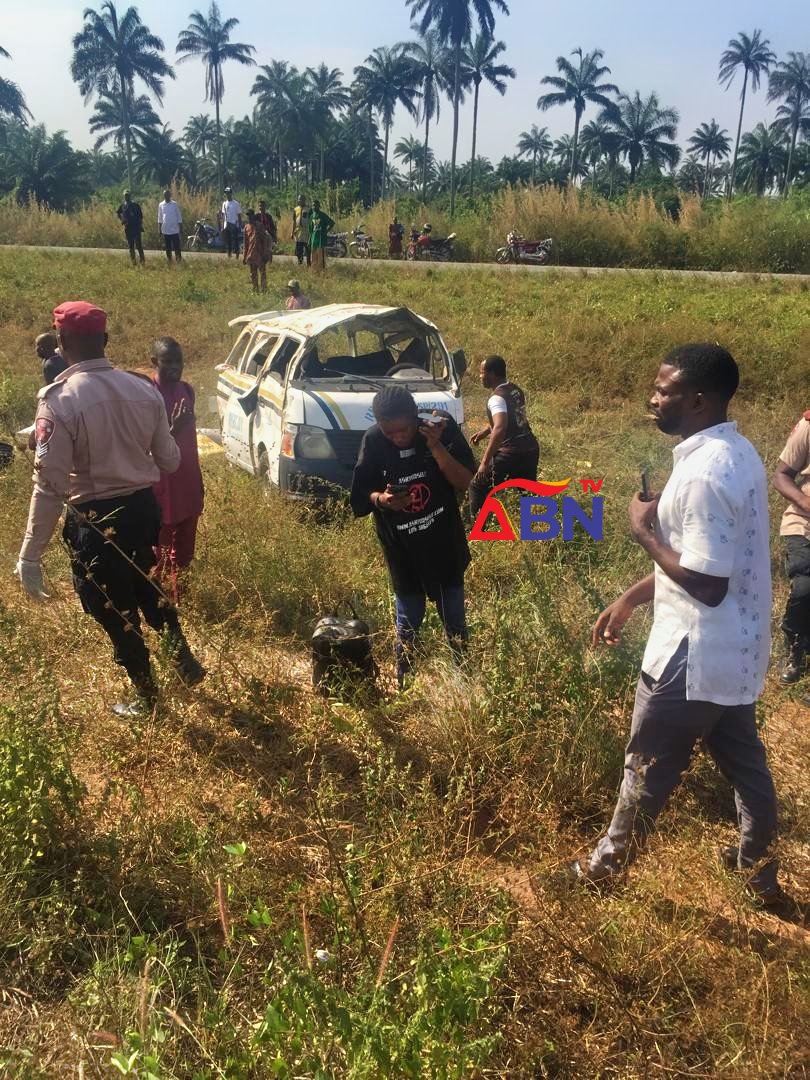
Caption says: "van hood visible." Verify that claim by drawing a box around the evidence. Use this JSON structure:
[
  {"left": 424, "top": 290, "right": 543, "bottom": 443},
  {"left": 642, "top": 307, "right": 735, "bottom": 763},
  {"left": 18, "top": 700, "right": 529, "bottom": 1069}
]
[{"left": 299, "top": 386, "right": 463, "bottom": 432}]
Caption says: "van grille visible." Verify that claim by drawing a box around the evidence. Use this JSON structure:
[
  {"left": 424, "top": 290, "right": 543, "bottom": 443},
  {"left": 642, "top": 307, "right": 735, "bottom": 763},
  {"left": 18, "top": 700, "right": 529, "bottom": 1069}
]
[{"left": 326, "top": 430, "right": 366, "bottom": 466}]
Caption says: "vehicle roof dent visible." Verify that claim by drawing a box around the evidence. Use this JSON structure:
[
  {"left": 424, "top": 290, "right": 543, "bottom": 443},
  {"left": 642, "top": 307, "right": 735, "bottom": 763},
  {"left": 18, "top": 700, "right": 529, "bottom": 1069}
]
[{"left": 227, "top": 302, "right": 437, "bottom": 337}]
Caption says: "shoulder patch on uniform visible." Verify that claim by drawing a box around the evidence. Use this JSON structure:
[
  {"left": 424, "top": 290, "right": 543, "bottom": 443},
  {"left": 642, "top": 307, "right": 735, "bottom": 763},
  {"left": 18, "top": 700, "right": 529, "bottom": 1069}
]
[{"left": 34, "top": 417, "right": 55, "bottom": 460}]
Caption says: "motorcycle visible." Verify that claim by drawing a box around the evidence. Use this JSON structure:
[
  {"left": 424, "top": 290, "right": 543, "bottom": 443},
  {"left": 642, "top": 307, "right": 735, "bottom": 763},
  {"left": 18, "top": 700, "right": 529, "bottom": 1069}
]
[
  {"left": 405, "top": 231, "right": 456, "bottom": 262},
  {"left": 495, "top": 232, "right": 553, "bottom": 265},
  {"left": 187, "top": 217, "right": 245, "bottom": 253},
  {"left": 348, "top": 226, "right": 375, "bottom": 259},
  {"left": 326, "top": 232, "right": 349, "bottom": 258}
]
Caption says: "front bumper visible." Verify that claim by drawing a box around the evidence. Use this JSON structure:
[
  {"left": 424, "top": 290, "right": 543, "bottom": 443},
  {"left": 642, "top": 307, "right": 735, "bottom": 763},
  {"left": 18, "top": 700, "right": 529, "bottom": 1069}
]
[{"left": 279, "top": 456, "right": 354, "bottom": 502}]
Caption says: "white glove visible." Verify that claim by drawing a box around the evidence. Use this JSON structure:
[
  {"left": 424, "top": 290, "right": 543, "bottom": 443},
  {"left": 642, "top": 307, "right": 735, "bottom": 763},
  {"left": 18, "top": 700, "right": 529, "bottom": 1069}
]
[{"left": 14, "top": 558, "right": 50, "bottom": 600}]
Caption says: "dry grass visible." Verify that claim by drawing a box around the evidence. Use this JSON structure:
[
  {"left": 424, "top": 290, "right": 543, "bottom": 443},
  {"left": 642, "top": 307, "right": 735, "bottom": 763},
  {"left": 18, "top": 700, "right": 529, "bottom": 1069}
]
[{"left": 0, "top": 249, "right": 808, "bottom": 1077}]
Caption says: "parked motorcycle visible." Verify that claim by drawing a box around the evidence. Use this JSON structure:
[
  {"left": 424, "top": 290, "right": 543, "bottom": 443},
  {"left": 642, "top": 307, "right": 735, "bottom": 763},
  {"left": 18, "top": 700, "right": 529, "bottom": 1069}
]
[
  {"left": 496, "top": 232, "right": 553, "bottom": 265},
  {"left": 187, "top": 217, "right": 245, "bottom": 253},
  {"left": 348, "top": 226, "right": 375, "bottom": 259},
  {"left": 325, "top": 232, "right": 347, "bottom": 258},
  {"left": 406, "top": 230, "right": 456, "bottom": 262}
]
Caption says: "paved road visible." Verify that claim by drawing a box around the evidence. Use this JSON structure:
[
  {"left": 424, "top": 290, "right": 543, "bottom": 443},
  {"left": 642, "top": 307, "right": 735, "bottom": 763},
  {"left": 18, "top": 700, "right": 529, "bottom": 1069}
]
[{"left": 3, "top": 242, "right": 809, "bottom": 284}]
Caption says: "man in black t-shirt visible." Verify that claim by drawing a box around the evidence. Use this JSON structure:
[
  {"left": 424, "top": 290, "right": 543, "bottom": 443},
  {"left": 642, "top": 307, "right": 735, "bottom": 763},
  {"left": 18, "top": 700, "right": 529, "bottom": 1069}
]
[
  {"left": 117, "top": 190, "right": 145, "bottom": 265},
  {"left": 470, "top": 355, "right": 540, "bottom": 516},
  {"left": 350, "top": 387, "right": 476, "bottom": 687}
]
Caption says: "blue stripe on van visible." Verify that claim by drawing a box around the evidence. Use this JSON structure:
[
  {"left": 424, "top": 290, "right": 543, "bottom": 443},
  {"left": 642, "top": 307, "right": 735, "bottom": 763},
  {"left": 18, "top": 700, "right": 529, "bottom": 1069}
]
[{"left": 304, "top": 391, "right": 341, "bottom": 431}]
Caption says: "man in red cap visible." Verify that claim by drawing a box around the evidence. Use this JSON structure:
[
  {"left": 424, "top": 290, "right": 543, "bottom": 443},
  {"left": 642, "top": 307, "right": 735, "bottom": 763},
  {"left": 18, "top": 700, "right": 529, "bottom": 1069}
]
[{"left": 15, "top": 300, "right": 205, "bottom": 714}]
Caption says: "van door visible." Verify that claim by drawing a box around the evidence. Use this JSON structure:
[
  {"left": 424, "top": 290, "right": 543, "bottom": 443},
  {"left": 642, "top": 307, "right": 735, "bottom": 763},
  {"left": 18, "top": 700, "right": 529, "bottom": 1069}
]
[
  {"left": 220, "top": 329, "right": 252, "bottom": 467},
  {"left": 254, "top": 335, "right": 301, "bottom": 484}
]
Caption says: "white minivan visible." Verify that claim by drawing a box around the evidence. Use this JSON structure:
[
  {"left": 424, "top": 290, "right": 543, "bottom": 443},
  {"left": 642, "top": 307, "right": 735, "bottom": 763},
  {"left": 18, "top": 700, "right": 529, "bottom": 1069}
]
[{"left": 216, "top": 303, "right": 467, "bottom": 500}]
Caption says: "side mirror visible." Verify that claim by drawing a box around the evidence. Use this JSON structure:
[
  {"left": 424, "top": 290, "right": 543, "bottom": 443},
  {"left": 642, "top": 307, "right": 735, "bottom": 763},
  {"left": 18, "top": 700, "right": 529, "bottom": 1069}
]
[{"left": 451, "top": 348, "right": 467, "bottom": 378}]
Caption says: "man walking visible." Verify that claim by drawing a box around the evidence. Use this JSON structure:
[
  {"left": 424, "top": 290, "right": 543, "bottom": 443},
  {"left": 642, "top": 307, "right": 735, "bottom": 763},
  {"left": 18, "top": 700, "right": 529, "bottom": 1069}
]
[
  {"left": 220, "top": 186, "right": 242, "bottom": 258},
  {"left": 350, "top": 387, "right": 475, "bottom": 688},
  {"left": 117, "top": 190, "right": 145, "bottom": 265},
  {"left": 470, "top": 355, "right": 540, "bottom": 516},
  {"left": 574, "top": 343, "right": 783, "bottom": 907},
  {"left": 15, "top": 301, "right": 204, "bottom": 714},
  {"left": 157, "top": 189, "right": 182, "bottom": 263},
  {"left": 291, "top": 196, "right": 311, "bottom": 267},
  {"left": 772, "top": 414, "right": 810, "bottom": 689}
]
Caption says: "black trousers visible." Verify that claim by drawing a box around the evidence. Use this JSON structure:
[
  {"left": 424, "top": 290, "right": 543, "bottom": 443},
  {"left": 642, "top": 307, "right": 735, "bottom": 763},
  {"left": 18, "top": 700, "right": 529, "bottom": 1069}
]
[
  {"left": 469, "top": 445, "right": 540, "bottom": 516},
  {"left": 224, "top": 222, "right": 240, "bottom": 256},
  {"left": 125, "top": 229, "right": 144, "bottom": 263},
  {"left": 295, "top": 240, "right": 311, "bottom": 266},
  {"left": 782, "top": 534, "right": 810, "bottom": 648},
  {"left": 163, "top": 233, "right": 182, "bottom": 261},
  {"left": 63, "top": 488, "right": 183, "bottom": 686}
]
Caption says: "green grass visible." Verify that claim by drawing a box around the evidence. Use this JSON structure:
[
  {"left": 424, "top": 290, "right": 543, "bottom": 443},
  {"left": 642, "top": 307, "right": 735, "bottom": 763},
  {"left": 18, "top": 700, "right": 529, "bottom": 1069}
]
[{"left": 0, "top": 249, "right": 809, "bottom": 1077}]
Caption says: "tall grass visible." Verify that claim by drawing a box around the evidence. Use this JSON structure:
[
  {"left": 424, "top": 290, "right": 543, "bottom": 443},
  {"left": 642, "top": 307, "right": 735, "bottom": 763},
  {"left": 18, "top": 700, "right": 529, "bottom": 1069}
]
[{"left": 2, "top": 183, "right": 810, "bottom": 272}]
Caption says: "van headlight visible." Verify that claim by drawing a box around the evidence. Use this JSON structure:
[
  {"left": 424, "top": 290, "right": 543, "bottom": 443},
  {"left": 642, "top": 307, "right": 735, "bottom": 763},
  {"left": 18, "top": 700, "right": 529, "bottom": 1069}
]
[{"left": 294, "top": 425, "right": 336, "bottom": 460}]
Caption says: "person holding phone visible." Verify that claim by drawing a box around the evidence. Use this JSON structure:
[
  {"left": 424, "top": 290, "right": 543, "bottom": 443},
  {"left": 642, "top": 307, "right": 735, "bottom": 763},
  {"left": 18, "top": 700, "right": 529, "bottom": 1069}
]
[
  {"left": 350, "top": 387, "right": 475, "bottom": 688},
  {"left": 573, "top": 343, "right": 784, "bottom": 909}
]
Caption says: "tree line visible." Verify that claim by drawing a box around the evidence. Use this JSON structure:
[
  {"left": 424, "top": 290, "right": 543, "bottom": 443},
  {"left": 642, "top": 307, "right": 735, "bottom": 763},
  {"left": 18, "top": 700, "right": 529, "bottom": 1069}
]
[{"left": 0, "top": 1, "right": 808, "bottom": 213}]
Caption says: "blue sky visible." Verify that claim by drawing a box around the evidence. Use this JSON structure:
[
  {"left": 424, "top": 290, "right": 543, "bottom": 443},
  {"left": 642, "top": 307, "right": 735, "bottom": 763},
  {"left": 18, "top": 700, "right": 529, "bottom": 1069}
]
[{"left": 3, "top": 1, "right": 807, "bottom": 168}]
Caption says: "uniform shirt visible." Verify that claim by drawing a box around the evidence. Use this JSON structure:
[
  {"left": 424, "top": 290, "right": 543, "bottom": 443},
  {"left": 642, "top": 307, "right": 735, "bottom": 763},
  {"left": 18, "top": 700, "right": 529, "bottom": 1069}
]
[
  {"left": 350, "top": 420, "right": 476, "bottom": 598},
  {"left": 777, "top": 414, "right": 810, "bottom": 538},
  {"left": 158, "top": 199, "right": 182, "bottom": 235},
  {"left": 486, "top": 382, "right": 538, "bottom": 455},
  {"left": 641, "top": 421, "right": 771, "bottom": 706},
  {"left": 221, "top": 198, "right": 241, "bottom": 226},
  {"left": 151, "top": 376, "right": 204, "bottom": 526},
  {"left": 117, "top": 201, "right": 143, "bottom": 232},
  {"left": 20, "top": 359, "right": 180, "bottom": 562}
]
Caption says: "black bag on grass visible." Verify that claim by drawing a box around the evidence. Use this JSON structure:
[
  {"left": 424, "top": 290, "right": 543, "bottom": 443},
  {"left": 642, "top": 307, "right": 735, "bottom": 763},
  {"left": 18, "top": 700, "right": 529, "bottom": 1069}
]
[{"left": 311, "top": 607, "right": 377, "bottom": 694}]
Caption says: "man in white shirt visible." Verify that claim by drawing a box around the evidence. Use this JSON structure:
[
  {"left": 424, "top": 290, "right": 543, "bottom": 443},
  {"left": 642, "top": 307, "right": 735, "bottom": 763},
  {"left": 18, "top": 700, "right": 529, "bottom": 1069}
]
[
  {"left": 219, "top": 186, "right": 242, "bottom": 258},
  {"left": 157, "top": 189, "right": 183, "bottom": 263},
  {"left": 573, "top": 343, "right": 783, "bottom": 906}
]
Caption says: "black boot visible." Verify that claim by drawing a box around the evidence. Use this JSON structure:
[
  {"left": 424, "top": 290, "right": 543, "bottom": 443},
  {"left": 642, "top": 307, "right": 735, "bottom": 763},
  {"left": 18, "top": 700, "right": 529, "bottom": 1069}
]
[
  {"left": 173, "top": 642, "right": 206, "bottom": 687},
  {"left": 781, "top": 637, "right": 804, "bottom": 684},
  {"left": 113, "top": 669, "right": 158, "bottom": 717}
]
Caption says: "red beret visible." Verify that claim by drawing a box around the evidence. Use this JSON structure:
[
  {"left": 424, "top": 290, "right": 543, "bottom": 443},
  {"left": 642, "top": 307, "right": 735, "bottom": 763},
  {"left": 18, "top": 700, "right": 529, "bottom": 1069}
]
[{"left": 53, "top": 300, "right": 107, "bottom": 334}]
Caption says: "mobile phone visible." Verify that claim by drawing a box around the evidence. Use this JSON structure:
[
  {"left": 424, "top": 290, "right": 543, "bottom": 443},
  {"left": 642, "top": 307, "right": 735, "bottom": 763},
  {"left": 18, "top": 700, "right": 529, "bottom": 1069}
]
[
  {"left": 640, "top": 468, "right": 651, "bottom": 502},
  {"left": 389, "top": 482, "right": 410, "bottom": 495}
]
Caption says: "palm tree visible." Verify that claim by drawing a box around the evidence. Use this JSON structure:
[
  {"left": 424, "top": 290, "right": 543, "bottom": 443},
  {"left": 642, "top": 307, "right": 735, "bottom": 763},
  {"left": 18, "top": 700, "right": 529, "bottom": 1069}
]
[
  {"left": 251, "top": 60, "right": 301, "bottom": 187},
  {"left": 0, "top": 45, "right": 31, "bottom": 126},
  {"left": 404, "top": 28, "right": 451, "bottom": 202},
  {"left": 132, "top": 123, "right": 187, "bottom": 186},
  {"left": 353, "top": 45, "right": 419, "bottom": 200},
  {"left": 718, "top": 30, "right": 776, "bottom": 196},
  {"left": 176, "top": 2, "right": 256, "bottom": 193},
  {"left": 601, "top": 91, "right": 680, "bottom": 184},
  {"left": 0, "top": 124, "right": 87, "bottom": 208},
  {"left": 537, "top": 47, "right": 617, "bottom": 183},
  {"left": 394, "top": 134, "right": 425, "bottom": 188},
  {"left": 71, "top": 2, "right": 173, "bottom": 190},
  {"left": 306, "top": 64, "right": 351, "bottom": 180},
  {"left": 736, "top": 122, "right": 788, "bottom": 195},
  {"left": 768, "top": 52, "right": 810, "bottom": 194},
  {"left": 687, "top": 120, "right": 731, "bottom": 197},
  {"left": 461, "top": 33, "right": 514, "bottom": 199},
  {"left": 408, "top": 0, "right": 509, "bottom": 217},
  {"left": 578, "top": 118, "right": 622, "bottom": 195},
  {"left": 516, "top": 124, "right": 551, "bottom": 184},
  {"left": 89, "top": 89, "right": 160, "bottom": 152},
  {"left": 184, "top": 113, "right": 216, "bottom": 157}
]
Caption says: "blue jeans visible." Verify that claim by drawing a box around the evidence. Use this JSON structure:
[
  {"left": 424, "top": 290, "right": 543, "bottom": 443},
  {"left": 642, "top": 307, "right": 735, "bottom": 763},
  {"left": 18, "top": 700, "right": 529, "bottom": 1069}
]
[{"left": 394, "top": 584, "right": 467, "bottom": 681}]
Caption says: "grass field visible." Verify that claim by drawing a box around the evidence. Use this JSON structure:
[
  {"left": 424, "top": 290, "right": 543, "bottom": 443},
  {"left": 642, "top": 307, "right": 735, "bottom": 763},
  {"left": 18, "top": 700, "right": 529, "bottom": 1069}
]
[{"left": 0, "top": 249, "right": 809, "bottom": 1077}]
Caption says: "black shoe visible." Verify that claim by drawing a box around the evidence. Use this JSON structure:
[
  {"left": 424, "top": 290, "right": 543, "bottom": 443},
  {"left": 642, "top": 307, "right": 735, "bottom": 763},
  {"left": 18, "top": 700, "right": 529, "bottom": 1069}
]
[
  {"left": 781, "top": 644, "right": 804, "bottom": 684},
  {"left": 566, "top": 859, "right": 618, "bottom": 891},
  {"left": 174, "top": 649, "right": 206, "bottom": 687}
]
